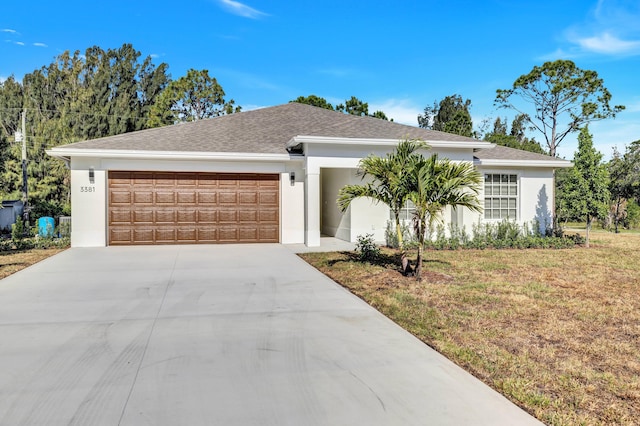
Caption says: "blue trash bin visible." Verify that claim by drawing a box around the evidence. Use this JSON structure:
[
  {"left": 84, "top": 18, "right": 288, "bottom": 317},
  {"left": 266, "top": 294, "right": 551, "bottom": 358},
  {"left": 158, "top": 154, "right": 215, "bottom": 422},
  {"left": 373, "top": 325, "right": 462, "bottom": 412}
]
[{"left": 38, "top": 217, "right": 55, "bottom": 237}]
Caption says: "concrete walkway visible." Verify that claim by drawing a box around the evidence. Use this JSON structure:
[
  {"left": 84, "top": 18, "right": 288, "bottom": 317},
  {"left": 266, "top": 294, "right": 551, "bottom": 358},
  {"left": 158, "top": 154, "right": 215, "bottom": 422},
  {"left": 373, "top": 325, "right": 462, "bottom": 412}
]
[{"left": 0, "top": 244, "right": 542, "bottom": 425}]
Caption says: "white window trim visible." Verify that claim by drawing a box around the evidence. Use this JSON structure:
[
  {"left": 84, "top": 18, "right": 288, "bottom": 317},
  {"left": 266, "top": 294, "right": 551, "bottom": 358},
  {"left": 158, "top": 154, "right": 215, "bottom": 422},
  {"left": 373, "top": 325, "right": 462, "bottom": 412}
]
[{"left": 483, "top": 172, "right": 520, "bottom": 221}]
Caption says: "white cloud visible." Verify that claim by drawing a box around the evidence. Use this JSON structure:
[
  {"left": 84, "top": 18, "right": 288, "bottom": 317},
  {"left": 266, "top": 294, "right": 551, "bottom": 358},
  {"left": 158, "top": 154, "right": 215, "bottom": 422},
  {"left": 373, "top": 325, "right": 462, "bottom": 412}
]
[
  {"left": 548, "top": 1, "right": 640, "bottom": 58},
  {"left": 15, "top": 41, "right": 24, "bottom": 46},
  {"left": 33, "top": 42, "right": 48, "bottom": 48},
  {"left": 217, "top": 0, "right": 268, "bottom": 19},
  {"left": 0, "top": 76, "right": 6, "bottom": 84},
  {"left": 574, "top": 32, "right": 640, "bottom": 55},
  {"left": 1, "top": 28, "right": 17, "bottom": 34},
  {"left": 369, "top": 99, "right": 422, "bottom": 126}
]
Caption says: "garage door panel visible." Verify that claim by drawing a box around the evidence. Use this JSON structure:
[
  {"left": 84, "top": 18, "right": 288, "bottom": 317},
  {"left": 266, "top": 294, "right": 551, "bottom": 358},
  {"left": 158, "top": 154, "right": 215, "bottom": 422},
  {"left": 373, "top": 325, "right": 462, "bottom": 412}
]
[
  {"left": 259, "top": 210, "right": 278, "bottom": 223},
  {"left": 133, "top": 191, "right": 153, "bottom": 204},
  {"left": 197, "top": 228, "right": 217, "bottom": 242},
  {"left": 219, "top": 192, "right": 238, "bottom": 204},
  {"left": 178, "top": 210, "right": 197, "bottom": 223},
  {"left": 238, "top": 192, "right": 258, "bottom": 204},
  {"left": 110, "top": 191, "right": 132, "bottom": 204},
  {"left": 239, "top": 228, "right": 258, "bottom": 241},
  {"left": 177, "top": 228, "right": 197, "bottom": 242},
  {"left": 259, "top": 192, "right": 278, "bottom": 205},
  {"left": 110, "top": 210, "right": 131, "bottom": 224},
  {"left": 177, "top": 192, "right": 196, "bottom": 204},
  {"left": 155, "top": 228, "right": 177, "bottom": 243},
  {"left": 133, "top": 210, "right": 153, "bottom": 223},
  {"left": 155, "top": 210, "right": 176, "bottom": 223},
  {"left": 239, "top": 210, "right": 258, "bottom": 222},
  {"left": 133, "top": 228, "right": 154, "bottom": 243},
  {"left": 133, "top": 173, "right": 154, "bottom": 184},
  {"left": 197, "top": 210, "right": 217, "bottom": 223},
  {"left": 155, "top": 192, "right": 176, "bottom": 204},
  {"left": 109, "top": 172, "right": 279, "bottom": 245},
  {"left": 110, "top": 229, "right": 132, "bottom": 243},
  {"left": 218, "top": 227, "right": 239, "bottom": 242},
  {"left": 219, "top": 210, "right": 238, "bottom": 222},
  {"left": 154, "top": 173, "right": 176, "bottom": 185},
  {"left": 259, "top": 227, "right": 279, "bottom": 241}
]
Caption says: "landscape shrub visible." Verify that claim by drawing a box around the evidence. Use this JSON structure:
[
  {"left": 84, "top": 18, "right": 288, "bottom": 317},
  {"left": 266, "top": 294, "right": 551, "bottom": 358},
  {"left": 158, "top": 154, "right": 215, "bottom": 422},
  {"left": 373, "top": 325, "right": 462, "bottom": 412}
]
[
  {"left": 384, "top": 219, "right": 579, "bottom": 250},
  {"left": 355, "top": 233, "right": 381, "bottom": 262}
]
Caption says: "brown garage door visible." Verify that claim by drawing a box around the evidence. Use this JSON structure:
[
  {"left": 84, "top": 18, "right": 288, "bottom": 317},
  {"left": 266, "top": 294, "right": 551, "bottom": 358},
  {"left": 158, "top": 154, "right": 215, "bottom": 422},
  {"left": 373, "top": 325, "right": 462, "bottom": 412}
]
[{"left": 108, "top": 171, "right": 279, "bottom": 245}]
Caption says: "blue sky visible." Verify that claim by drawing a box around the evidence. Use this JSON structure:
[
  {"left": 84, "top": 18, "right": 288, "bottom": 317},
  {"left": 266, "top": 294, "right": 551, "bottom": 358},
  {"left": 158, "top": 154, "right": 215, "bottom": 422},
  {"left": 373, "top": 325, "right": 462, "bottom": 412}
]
[{"left": 1, "top": 0, "right": 639, "bottom": 159}]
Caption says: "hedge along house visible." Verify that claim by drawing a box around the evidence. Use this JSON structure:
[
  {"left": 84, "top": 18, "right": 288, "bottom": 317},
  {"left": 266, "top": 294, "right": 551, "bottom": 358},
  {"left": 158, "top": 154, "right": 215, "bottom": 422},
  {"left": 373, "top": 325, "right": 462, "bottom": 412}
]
[{"left": 46, "top": 103, "right": 571, "bottom": 248}]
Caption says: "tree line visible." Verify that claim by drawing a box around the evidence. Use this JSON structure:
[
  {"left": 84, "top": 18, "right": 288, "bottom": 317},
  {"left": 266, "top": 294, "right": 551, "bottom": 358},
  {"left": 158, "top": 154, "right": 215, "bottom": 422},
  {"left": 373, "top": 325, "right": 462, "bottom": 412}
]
[{"left": 0, "top": 44, "right": 238, "bottom": 219}]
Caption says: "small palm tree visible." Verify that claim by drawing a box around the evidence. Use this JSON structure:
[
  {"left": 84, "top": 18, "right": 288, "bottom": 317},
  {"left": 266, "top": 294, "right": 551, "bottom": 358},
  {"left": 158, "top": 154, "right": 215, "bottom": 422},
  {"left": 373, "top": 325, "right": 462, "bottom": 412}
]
[
  {"left": 408, "top": 154, "right": 482, "bottom": 280},
  {"left": 337, "top": 139, "right": 427, "bottom": 253}
]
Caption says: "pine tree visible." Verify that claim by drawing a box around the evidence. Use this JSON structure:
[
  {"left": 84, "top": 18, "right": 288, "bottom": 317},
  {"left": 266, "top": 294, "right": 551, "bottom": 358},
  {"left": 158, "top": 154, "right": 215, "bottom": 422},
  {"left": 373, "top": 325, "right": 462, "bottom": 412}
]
[{"left": 562, "top": 127, "right": 609, "bottom": 247}]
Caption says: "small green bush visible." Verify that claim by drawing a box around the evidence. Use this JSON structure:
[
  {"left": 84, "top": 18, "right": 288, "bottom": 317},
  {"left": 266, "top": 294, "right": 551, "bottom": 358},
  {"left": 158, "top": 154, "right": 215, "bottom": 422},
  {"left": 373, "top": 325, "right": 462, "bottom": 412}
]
[{"left": 355, "top": 233, "right": 381, "bottom": 262}]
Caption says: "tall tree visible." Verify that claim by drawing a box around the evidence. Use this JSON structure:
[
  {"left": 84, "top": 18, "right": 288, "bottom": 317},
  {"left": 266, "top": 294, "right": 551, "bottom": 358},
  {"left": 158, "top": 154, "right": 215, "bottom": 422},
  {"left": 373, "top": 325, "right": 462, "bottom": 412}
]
[
  {"left": 495, "top": 60, "right": 625, "bottom": 157},
  {"left": 560, "top": 127, "right": 609, "bottom": 247},
  {"left": 336, "top": 96, "right": 368, "bottom": 116},
  {"left": 290, "top": 95, "right": 334, "bottom": 110},
  {"left": 291, "top": 95, "right": 392, "bottom": 120},
  {"left": 484, "top": 115, "right": 546, "bottom": 154},
  {"left": 418, "top": 94, "right": 473, "bottom": 137},
  {"left": 408, "top": 155, "right": 482, "bottom": 280},
  {"left": 0, "top": 43, "right": 170, "bottom": 218},
  {"left": 147, "top": 69, "right": 239, "bottom": 127},
  {"left": 608, "top": 141, "right": 640, "bottom": 232}
]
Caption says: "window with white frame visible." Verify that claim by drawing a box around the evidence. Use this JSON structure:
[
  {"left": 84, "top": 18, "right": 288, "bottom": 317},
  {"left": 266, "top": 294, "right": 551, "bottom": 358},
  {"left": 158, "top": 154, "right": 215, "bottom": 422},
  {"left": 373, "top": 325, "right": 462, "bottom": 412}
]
[
  {"left": 390, "top": 200, "right": 416, "bottom": 221},
  {"left": 484, "top": 174, "right": 518, "bottom": 220}
]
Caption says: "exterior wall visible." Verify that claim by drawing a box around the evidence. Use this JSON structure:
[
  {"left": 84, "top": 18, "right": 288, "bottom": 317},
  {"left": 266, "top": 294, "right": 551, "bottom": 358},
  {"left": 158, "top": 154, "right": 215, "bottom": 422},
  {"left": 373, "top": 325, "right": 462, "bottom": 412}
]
[
  {"left": 478, "top": 167, "right": 555, "bottom": 233},
  {"left": 280, "top": 166, "right": 305, "bottom": 244},
  {"left": 69, "top": 156, "right": 305, "bottom": 247},
  {"left": 349, "top": 198, "right": 388, "bottom": 242},
  {"left": 70, "top": 157, "right": 107, "bottom": 247},
  {"left": 320, "top": 168, "right": 387, "bottom": 243},
  {"left": 321, "top": 168, "right": 353, "bottom": 241}
]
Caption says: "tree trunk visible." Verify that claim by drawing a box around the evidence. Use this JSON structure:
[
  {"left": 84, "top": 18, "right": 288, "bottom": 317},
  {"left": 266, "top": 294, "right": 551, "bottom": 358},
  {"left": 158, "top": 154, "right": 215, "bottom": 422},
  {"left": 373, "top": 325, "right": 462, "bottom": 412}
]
[
  {"left": 415, "top": 244, "right": 423, "bottom": 281},
  {"left": 585, "top": 216, "right": 591, "bottom": 248},
  {"left": 614, "top": 198, "right": 622, "bottom": 233},
  {"left": 396, "top": 217, "right": 413, "bottom": 276},
  {"left": 395, "top": 217, "right": 404, "bottom": 250}
]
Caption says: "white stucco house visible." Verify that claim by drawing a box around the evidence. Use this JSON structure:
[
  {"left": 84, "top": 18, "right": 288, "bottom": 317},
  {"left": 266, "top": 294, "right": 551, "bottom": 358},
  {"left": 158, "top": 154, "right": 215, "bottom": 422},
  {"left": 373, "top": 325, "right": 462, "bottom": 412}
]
[{"left": 46, "top": 102, "right": 571, "bottom": 248}]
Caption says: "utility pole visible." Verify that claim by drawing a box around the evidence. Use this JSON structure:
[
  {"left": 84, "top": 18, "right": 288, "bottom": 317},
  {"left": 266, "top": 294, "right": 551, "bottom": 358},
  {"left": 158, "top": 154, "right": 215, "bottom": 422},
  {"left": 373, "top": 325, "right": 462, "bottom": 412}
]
[{"left": 21, "top": 108, "right": 29, "bottom": 226}]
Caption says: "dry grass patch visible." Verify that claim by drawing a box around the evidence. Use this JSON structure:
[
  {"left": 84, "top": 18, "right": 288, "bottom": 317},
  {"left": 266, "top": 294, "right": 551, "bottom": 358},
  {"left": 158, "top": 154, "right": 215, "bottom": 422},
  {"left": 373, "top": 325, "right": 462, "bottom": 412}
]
[
  {"left": 0, "top": 248, "right": 66, "bottom": 280},
  {"left": 301, "top": 232, "right": 640, "bottom": 425}
]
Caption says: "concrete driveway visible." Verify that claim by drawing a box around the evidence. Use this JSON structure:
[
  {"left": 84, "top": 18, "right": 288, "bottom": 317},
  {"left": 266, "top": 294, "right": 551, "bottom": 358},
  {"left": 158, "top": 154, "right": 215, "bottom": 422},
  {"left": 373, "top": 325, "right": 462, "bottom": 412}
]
[{"left": 0, "top": 244, "right": 542, "bottom": 425}]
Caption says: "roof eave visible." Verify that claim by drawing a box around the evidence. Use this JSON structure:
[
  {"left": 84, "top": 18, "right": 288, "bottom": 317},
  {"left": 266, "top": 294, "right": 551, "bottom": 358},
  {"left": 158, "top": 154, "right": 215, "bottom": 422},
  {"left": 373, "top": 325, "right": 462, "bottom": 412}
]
[
  {"left": 287, "top": 135, "right": 494, "bottom": 150},
  {"left": 46, "top": 148, "right": 304, "bottom": 162},
  {"left": 474, "top": 158, "right": 573, "bottom": 168}
]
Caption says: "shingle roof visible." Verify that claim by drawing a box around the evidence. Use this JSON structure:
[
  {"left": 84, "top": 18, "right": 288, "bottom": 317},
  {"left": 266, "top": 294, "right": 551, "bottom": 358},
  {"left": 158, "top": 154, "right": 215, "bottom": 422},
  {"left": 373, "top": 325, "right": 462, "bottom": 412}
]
[
  {"left": 53, "top": 102, "right": 569, "bottom": 164},
  {"left": 56, "top": 102, "right": 483, "bottom": 154},
  {"left": 474, "top": 145, "right": 568, "bottom": 163}
]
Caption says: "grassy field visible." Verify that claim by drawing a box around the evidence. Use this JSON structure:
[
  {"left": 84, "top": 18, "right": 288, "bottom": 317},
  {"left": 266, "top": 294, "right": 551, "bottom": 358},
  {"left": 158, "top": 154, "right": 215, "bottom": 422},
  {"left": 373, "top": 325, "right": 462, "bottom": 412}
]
[
  {"left": 0, "top": 248, "right": 66, "bottom": 280},
  {"left": 301, "top": 231, "right": 640, "bottom": 425}
]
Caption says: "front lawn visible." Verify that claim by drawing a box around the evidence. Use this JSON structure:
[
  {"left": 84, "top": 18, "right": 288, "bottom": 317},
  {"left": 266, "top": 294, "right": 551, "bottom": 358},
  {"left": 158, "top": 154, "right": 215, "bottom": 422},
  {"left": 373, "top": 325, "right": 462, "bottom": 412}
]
[{"left": 301, "top": 232, "right": 640, "bottom": 425}]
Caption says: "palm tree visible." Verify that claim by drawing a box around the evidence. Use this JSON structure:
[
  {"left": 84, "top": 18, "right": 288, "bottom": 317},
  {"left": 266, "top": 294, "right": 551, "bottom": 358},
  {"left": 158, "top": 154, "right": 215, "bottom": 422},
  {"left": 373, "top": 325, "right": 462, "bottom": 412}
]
[
  {"left": 337, "top": 139, "right": 426, "bottom": 273},
  {"left": 408, "top": 154, "right": 482, "bottom": 280}
]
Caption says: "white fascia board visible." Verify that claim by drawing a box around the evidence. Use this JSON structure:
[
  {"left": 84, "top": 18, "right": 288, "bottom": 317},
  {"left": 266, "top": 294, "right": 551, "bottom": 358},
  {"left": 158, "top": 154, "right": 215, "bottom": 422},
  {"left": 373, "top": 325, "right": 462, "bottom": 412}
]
[
  {"left": 46, "top": 148, "right": 304, "bottom": 162},
  {"left": 474, "top": 158, "right": 573, "bottom": 168},
  {"left": 287, "top": 135, "right": 494, "bottom": 150}
]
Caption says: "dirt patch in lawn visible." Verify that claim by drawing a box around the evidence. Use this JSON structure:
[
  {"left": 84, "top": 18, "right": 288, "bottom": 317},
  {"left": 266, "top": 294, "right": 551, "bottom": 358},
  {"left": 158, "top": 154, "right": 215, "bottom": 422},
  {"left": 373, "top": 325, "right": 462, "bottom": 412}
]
[{"left": 301, "top": 232, "right": 640, "bottom": 426}]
